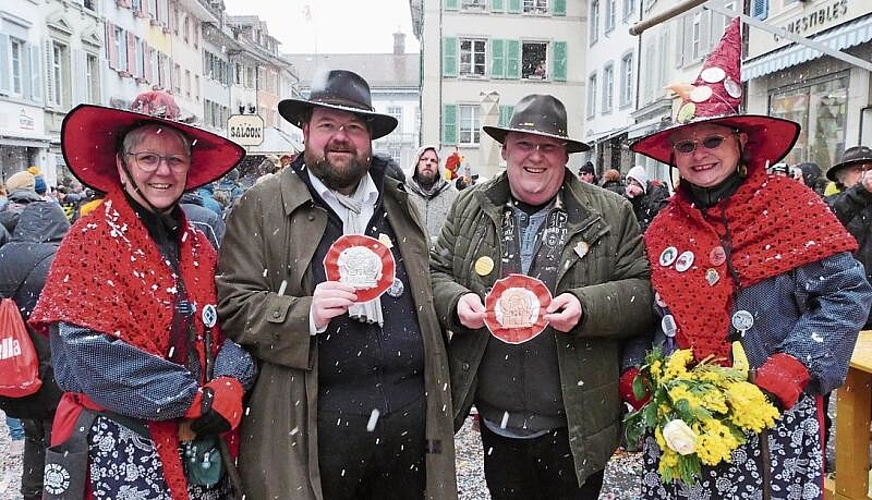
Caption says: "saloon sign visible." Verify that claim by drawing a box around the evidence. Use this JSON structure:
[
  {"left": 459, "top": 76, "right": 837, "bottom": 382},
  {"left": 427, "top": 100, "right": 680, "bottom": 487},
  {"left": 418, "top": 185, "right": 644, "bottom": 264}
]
[{"left": 228, "top": 114, "right": 264, "bottom": 146}]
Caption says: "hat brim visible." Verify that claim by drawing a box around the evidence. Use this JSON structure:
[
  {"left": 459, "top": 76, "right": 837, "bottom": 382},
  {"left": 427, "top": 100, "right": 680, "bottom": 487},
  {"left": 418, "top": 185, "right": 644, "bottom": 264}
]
[
  {"left": 630, "top": 115, "right": 800, "bottom": 167},
  {"left": 61, "top": 104, "right": 246, "bottom": 193},
  {"left": 826, "top": 158, "right": 872, "bottom": 182},
  {"left": 482, "top": 125, "right": 590, "bottom": 153},
  {"left": 278, "top": 99, "right": 398, "bottom": 140}
]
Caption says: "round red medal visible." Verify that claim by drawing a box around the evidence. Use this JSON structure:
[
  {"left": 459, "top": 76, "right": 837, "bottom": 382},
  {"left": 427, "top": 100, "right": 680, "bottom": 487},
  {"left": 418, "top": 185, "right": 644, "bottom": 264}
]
[
  {"left": 484, "top": 274, "right": 552, "bottom": 344},
  {"left": 323, "top": 234, "right": 396, "bottom": 303}
]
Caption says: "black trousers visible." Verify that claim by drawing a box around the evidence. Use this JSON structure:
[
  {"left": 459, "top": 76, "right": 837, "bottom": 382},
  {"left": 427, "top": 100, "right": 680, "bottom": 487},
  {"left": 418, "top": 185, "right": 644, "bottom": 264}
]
[
  {"left": 480, "top": 424, "right": 604, "bottom": 500},
  {"left": 317, "top": 398, "right": 426, "bottom": 500},
  {"left": 20, "top": 417, "right": 52, "bottom": 500}
]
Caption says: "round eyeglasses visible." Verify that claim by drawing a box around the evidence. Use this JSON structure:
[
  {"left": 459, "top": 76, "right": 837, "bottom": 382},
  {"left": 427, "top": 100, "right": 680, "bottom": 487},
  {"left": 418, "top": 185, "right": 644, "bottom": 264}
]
[{"left": 127, "top": 151, "right": 191, "bottom": 173}]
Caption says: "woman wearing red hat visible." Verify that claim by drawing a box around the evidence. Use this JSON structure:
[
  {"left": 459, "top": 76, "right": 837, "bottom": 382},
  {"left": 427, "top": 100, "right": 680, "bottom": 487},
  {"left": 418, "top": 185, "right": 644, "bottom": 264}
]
[
  {"left": 628, "top": 18, "right": 872, "bottom": 497},
  {"left": 28, "top": 92, "right": 256, "bottom": 500}
]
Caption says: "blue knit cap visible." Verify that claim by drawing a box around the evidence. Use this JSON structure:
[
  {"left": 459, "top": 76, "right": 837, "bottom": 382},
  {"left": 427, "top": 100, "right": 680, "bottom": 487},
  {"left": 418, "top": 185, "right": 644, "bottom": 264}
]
[{"left": 33, "top": 174, "right": 47, "bottom": 195}]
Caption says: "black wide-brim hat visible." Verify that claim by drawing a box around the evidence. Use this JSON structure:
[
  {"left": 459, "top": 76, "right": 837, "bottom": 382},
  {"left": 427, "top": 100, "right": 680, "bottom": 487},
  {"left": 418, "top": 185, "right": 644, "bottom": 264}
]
[
  {"left": 826, "top": 145, "right": 872, "bottom": 182},
  {"left": 482, "top": 94, "right": 589, "bottom": 153},
  {"left": 61, "top": 104, "right": 246, "bottom": 193},
  {"left": 278, "top": 70, "right": 398, "bottom": 140}
]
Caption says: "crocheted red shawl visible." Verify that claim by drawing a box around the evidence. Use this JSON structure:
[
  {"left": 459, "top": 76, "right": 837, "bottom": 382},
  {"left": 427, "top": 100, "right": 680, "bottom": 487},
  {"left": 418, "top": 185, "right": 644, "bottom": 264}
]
[
  {"left": 30, "top": 188, "right": 225, "bottom": 500},
  {"left": 645, "top": 164, "right": 857, "bottom": 363}
]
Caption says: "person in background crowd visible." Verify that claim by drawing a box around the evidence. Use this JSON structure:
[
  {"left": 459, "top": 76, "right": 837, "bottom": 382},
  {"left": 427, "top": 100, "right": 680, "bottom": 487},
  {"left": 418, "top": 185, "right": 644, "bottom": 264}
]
[
  {"left": 0, "top": 171, "right": 42, "bottom": 233},
  {"left": 0, "top": 202, "right": 69, "bottom": 500},
  {"left": 217, "top": 168, "right": 244, "bottom": 207},
  {"left": 407, "top": 145, "right": 457, "bottom": 243},
  {"left": 578, "top": 161, "right": 597, "bottom": 184},
  {"left": 180, "top": 190, "right": 226, "bottom": 249},
  {"left": 432, "top": 93, "right": 653, "bottom": 500},
  {"left": 196, "top": 182, "right": 223, "bottom": 216},
  {"left": 628, "top": 19, "right": 871, "bottom": 497},
  {"left": 624, "top": 165, "right": 670, "bottom": 232},
  {"left": 29, "top": 91, "right": 256, "bottom": 499},
  {"left": 0, "top": 181, "right": 8, "bottom": 210},
  {"left": 216, "top": 69, "right": 457, "bottom": 500},
  {"left": 279, "top": 154, "right": 294, "bottom": 170},
  {"left": 796, "top": 161, "right": 826, "bottom": 197},
  {"left": 600, "top": 168, "right": 625, "bottom": 196},
  {"left": 28, "top": 168, "right": 51, "bottom": 202},
  {"left": 768, "top": 162, "right": 790, "bottom": 177}
]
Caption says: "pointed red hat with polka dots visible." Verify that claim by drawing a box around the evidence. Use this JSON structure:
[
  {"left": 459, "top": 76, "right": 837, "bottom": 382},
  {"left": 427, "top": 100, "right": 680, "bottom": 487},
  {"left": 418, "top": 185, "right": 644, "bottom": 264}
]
[{"left": 631, "top": 17, "right": 800, "bottom": 166}]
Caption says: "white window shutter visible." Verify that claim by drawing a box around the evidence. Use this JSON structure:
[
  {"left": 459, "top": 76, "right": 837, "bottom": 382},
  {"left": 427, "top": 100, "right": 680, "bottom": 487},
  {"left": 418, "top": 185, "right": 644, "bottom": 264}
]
[
  {"left": 73, "top": 49, "right": 87, "bottom": 106},
  {"left": 0, "top": 35, "right": 10, "bottom": 95},
  {"left": 28, "top": 43, "right": 41, "bottom": 103},
  {"left": 44, "top": 39, "right": 55, "bottom": 108}
]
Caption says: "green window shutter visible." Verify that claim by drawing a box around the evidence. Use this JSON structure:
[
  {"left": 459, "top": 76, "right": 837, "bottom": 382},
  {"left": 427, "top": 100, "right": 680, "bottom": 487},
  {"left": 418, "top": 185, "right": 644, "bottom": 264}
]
[
  {"left": 506, "top": 40, "right": 520, "bottom": 79},
  {"left": 491, "top": 0, "right": 505, "bottom": 11},
  {"left": 445, "top": 0, "right": 459, "bottom": 11},
  {"left": 508, "top": 0, "right": 521, "bottom": 13},
  {"left": 552, "top": 41, "right": 567, "bottom": 82},
  {"left": 499, "top": 105, "right": 514, "bottom": 127},
  {"left": 491, "top": 39, "right": 505, "bottom": 78},
  {"left": 442, "top": 37, "right": 457, "bottom": 77},
  {"left": 443, "top": 104, "right": 458, "bottom": 145},
  {"left": 552, "top": 0, "right": 567, "bottom": 16}
]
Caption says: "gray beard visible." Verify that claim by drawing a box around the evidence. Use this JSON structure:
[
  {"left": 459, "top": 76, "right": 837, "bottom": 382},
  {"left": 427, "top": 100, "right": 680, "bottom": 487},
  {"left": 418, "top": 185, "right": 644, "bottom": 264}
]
[{"left": 306, "top": 152, "right": 369, "bottom": 192}]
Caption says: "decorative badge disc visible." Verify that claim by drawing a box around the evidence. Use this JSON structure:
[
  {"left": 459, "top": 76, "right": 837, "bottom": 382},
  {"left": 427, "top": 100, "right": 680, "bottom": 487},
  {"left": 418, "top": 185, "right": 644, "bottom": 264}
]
[
  {"left": 324, "top": 234, "right": 396, "bottom": 303},
  {"left": 484, "top": 274, "right": 552, "bottom": 344}
]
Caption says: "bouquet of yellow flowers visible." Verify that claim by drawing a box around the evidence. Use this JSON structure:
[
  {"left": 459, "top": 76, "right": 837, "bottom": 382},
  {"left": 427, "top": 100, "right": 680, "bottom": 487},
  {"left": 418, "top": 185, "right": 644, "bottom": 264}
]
[{"left": 624, "top": 347, "right": 780, "bottom": 485}]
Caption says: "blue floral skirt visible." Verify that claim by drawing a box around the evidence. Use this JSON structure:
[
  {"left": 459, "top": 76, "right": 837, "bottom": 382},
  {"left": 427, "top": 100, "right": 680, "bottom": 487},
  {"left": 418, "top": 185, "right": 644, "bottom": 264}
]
[
  {"left": 87, "top": 416, "right": 231, "bottom": 500},
  {"left": 641, "top": 394, "right": 824, "bottom": 499}
]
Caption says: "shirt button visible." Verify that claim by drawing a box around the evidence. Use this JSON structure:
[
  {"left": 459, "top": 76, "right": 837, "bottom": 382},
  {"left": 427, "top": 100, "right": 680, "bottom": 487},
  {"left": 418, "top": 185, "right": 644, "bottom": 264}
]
[
  {"left": 272, "top": 311, "right": 281, "bottom": 318},
  {"left": 308, "top": 214, "right": 315, "bottom": 221},
  {"left": 462, "top": 362, "right": 470, "bottom": 370}
]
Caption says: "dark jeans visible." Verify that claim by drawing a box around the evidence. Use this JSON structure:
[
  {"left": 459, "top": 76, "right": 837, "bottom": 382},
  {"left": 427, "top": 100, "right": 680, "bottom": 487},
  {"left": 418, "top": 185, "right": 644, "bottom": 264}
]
[
  {"left": 317, "top": 398, "right": 426, "bottom": 500},
  {"left": 21, "top": 417, "right": 52, "bottom": 500},
  {"left": 480, "top": 424, "right": 604, "bottom": 500}
]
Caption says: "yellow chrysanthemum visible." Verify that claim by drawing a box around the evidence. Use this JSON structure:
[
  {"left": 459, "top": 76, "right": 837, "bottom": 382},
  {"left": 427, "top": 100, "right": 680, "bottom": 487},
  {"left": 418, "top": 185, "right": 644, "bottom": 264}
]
[
  {"left": 662, "top": 349, "right": 694, "bottom": 381},
  {"left": 725, "top": 382, "right": 779, "bottom": 432}
]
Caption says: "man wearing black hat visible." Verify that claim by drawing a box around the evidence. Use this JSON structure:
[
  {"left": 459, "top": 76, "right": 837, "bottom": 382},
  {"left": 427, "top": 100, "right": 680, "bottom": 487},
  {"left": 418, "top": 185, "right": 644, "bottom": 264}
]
[
  {"left": 431, "top": 94, "right": 654, "bottom": 499},
  {"left": 578, "top": 161, "right": 597, "bottom": 184},
  {"left": 826, "top": 145, "right": 872, "bottom": 328},
  {"left": 216, "top": 70, "right": 457, "bottom": 500}
]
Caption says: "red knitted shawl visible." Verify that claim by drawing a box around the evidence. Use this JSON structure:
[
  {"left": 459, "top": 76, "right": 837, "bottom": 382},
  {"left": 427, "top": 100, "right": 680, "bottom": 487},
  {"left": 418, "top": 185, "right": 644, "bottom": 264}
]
[
  {"left": 644, "top": 164, "right": 857, "bottom": 362},
  {"left": 30, "top": 188, "right": 226, "bottom": 500}
]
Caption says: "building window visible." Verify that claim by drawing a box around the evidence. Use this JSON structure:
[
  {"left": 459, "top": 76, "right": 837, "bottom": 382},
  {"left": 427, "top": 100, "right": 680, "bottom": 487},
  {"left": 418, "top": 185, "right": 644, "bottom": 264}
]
[
  {"left": 642, "top": 43, "right": 655, "bottom": 103},
  {"left": 134, "top": 37, "right": 145, "bottom": 78},
  {"left": 691, "top": 12, "right": 702, "bottom": 60},
  {"left": 9, "top": 38, "right": 24, "bottom": 96},
  {"left": 459, "top": 105, "right": 480, "bottom": 145},
  {"left": 459, "top": 38, "right": 486, "bottom": 77},
  {"left": 587, "top": 73, "right": 597, "bottom": 118},
  {"left": 86, "top": 53, "right": 100, "bottom": 103},
  {"left": 603, "top": 63, "right": 614, "bottom": 113},
  {"left": 387, "top": 105, "right": 403, "bottom": 125},
  {"left": 462, "top": 0, "right": 487, "bottom": 11},
  {"left": 185, "top": 69, "right": 191, "bottom": 98},
  {"left": 48, "top": 40, "right": 69, "bottom": 107},
  {"left": 388, "top": 146, "right": 402, "bottom": 165},
  {"left": 522, "top": 42, "right": 548, "bottom": 80},
  {"left": 769, "top": 74, "right": 848, "bottom": 171},
  {"left": 623, "top": 0, "right": 635, "bottom": 20},
  {"left": 590, "top": 0, "right": 600, "bottom": 44},
  {"left": 194, "top": 74, "right": 200, "bottom": 100},
  {"left": 114, "top": 27, "right": 127, "bottom": 72},
  {"left": 172, "top": 63, "right": 181, "bottom": 94},
  {"left": 620, "top": 52, "right": 633, "bottom": 107},
  {"left": 523, "top": 0, "right": 548, "bottom": 14},
  {"left": 605, "top": 0, "right": 616, "bottom": 33}
]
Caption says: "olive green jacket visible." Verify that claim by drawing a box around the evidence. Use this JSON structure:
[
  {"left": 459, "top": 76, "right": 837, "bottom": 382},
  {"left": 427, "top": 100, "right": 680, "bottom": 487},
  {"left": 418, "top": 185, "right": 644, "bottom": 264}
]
[
  {"left": 217, "top": 163, "right": 457, "bottom": 499},
  {"left": 430, "top": 169, "right": 654, "bottom": 487}
]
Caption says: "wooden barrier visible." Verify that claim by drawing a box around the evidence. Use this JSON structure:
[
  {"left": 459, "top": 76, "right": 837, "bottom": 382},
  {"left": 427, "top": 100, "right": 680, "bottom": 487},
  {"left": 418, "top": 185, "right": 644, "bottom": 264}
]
[{"left": 825, "top": 330, "right": 872, "bottom": 500}]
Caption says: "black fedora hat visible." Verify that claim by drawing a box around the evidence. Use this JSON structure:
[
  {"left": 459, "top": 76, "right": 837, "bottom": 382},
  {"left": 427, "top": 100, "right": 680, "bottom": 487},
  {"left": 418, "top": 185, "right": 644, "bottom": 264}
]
[
  {"left": 826, "top": 145, "right": 872, "bottom": 182},
  {"left": 278, "top": 70, "right": 398, "bottom": 140},
  {"left": 482, "top": 94, "right": 589, "bottom": 153}
]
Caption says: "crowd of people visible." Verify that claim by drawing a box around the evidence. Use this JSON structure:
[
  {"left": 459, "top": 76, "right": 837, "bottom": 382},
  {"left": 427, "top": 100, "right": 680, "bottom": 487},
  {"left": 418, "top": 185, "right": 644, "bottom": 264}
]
[{"left": 1, "top": 16, "right": 871, "bottom": 500}]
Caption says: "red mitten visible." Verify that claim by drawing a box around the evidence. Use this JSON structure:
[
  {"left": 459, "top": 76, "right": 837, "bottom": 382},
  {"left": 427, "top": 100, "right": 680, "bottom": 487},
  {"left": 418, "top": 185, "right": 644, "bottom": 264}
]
[
  {"left": 619, "top": 367, "right": 650, "bottom": 410},
  {"left": 754, "top": 353, "right": 810, "bottom": 411},
  {"left": 184, "top": 377, "right": 244, "bottom": 433}
]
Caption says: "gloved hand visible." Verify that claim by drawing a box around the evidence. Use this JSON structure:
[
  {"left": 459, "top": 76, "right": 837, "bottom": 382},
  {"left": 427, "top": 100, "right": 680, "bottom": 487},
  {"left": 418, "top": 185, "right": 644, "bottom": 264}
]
[
  {"left": 619, "top": 366, "right": 650, "bottom": 411},
  {"left": 754, "top": 352, "right": 810, "bottom": 411},
  {"left": 185, "top": 377, "right": 244, "bottom": 437}
]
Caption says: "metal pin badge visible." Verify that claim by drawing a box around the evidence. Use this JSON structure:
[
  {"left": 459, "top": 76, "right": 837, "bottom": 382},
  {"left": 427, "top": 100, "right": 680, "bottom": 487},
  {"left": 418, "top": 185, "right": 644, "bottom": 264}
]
[
  {"left": 475, "top": 256, "right": 495, "bottom": 276},
  {"left": 709, "top": 246, "right": 726, "bottom": 267},
  {"left": 674, "top": 251, "right": 695, "bottom": 273},
  {"left": 661, "top": 314, "right": 678, "bottom": 338},
  {"left": 731, "top": 310, "right": 754, "bottom": 335},
  {"left": 201, "top": 304, "right": 218, "bottom": 328},
  {"left": 705, "top": 268, "right": 720, "bottom": 286},
  {"left": 378, "top": 233, "right": 394, "bottom": 249},
  {"left": 659, "top": 246, "right": 679, "bottom": 267},
  {"left": 574, "top": 241, "right": 590, "bottom": 259}
]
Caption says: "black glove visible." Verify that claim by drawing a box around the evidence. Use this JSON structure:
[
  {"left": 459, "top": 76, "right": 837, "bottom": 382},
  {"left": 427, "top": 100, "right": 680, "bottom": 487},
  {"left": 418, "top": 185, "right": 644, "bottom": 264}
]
[{"left": 190, "top": 387, "right": 232, "bottom": 437}]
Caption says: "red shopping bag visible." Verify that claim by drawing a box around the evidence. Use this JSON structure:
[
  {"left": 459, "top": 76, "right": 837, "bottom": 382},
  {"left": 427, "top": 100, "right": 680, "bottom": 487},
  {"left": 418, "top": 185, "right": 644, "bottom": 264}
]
[{"left": 0, "top": 298, "right": 42, "bottom": 397}]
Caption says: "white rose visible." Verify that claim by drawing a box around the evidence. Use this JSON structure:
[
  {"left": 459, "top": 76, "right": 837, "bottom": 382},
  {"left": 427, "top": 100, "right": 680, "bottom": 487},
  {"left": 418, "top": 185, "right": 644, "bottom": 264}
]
[{"left": 662, "top": 419, "right": 697, "bottom": 455}]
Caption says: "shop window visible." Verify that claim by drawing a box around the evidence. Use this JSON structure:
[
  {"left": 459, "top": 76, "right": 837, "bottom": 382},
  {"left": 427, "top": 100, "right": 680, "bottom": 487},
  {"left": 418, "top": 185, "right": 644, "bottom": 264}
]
[
  {"left": 459, "top": 105, "right": 481, "bottom": 145},
  {"left": 769, "top": 75, "right": 848, "bottom": 170},
  {"left": 459, "top": 38, "right": 486, "bottom": 77},
  {"left": 523, "top": 0, "right": 548, "bottom": 14},
  {"left": 522, "top": 42, "right": 548, "bottom": 80}
]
